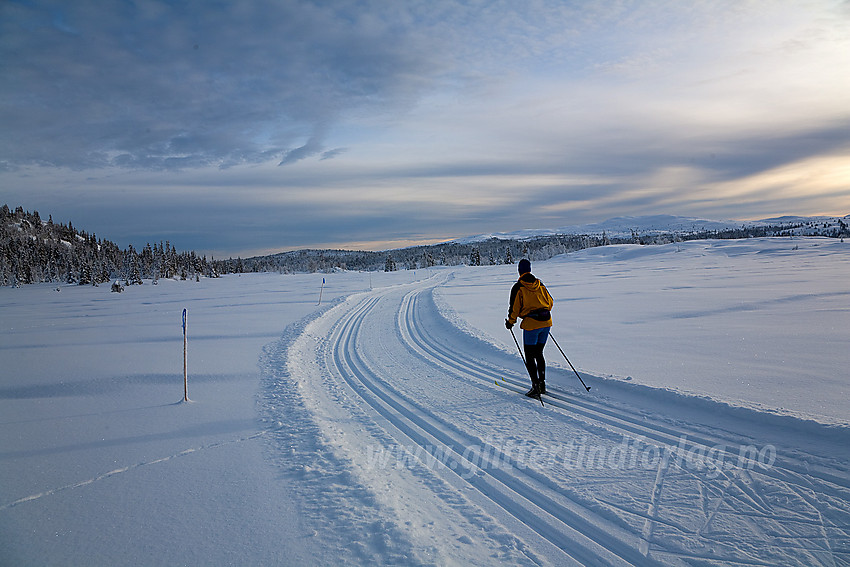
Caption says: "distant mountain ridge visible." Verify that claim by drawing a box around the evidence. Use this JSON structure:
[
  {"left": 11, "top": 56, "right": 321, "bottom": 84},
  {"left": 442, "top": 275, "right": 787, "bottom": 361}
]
[
  {"left": 451, "top": 214, "right": 850, "bottom": 244},
  {"left": 3, "top": 205, "right": 848, "bottom": 286}
]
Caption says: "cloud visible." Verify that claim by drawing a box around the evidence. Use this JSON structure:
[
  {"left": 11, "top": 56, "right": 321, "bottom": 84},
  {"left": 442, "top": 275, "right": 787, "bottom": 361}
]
[
  {"left": 2, "top": 0, "right": 850, "bottom": 255},
  {"left": 320, "top": 148, "right": 347, "bottom": 161},
  {"left": 0, "top": 0, "right": 439, "bottom": 170},
  {"left": 278, "top": 131, "right": 325, "bottom": 166}
]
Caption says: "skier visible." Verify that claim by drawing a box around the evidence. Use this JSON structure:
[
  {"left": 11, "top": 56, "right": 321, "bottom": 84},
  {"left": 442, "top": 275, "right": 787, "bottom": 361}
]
[{"left": 505, "top": 258, "right": 554, "bottom": 398}]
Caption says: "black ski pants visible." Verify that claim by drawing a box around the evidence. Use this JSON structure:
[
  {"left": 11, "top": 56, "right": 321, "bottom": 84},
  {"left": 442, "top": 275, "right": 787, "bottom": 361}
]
[{"left": 523, "top": 343, "right": 546, "bottom": 384}]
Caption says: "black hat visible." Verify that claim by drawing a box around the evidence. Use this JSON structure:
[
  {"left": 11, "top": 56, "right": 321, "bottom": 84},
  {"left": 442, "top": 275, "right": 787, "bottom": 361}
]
[{"left": 518, "top": 258, "right": 531, "bottom": 275}]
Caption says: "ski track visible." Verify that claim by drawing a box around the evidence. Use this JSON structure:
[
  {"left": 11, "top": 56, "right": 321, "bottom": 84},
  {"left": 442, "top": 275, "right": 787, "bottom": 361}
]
[
  {"left": 265, "top": 274, "right": 850, "bottom": 567},
  {"left": 0, "top": 421, "right": 270, "bottom": 511}
]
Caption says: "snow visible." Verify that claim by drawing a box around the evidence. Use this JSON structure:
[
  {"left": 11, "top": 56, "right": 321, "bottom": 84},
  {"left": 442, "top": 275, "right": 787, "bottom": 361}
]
[
  {"left": 452, "top": 214, "right": 746, "bottom": 242},
  {"left": 450, "top": 213, "right": 850, "bottom": 243},
  {"left": 441, "top": 237, "right": 850, "bottom": 425},
  {"left": 1, "top": 237, "right": 849, "bottom": 566}
]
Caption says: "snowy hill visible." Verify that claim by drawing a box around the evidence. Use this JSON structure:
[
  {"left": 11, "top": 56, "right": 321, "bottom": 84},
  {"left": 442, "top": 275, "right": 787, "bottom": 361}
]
[
  {"left": 6, "top": 205, "right": 849, "bottom": 284},
  {"left": 0, "top": 204, "right": 223, "bottom": 285},
  {"left": 453, "top": 213, "right": 850, "bottom": 243}
]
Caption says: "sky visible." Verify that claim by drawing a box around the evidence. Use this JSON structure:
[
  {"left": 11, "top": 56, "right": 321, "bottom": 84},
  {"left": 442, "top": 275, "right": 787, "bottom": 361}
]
[{"left": 2, "top": 0, "right": 850, "bottom": 257}]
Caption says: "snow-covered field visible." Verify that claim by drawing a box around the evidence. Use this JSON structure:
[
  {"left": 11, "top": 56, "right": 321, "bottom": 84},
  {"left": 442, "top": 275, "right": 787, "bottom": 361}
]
[
  {"left": 1, "top": 237, "right": 848, "bottom": 566},
  {"left": 444, "top": 237, "right": 850, "bottom": 425}
]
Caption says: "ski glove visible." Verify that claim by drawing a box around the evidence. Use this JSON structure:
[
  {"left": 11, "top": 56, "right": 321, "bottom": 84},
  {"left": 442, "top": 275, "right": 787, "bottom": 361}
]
[{"left": 505, "top": 319, "right": 514, "bottom": 330}]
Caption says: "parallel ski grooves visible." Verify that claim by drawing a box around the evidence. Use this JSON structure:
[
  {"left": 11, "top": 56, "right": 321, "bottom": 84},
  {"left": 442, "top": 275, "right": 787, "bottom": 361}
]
[
  {"left": 400, "top": 288, "right": 850, "bottom": 493},
  {"left": 327, "top": 291, "right": 659, "bottom": 567},
  {"left": 295, "top": 276, "right": 849, "bottom": 566}
]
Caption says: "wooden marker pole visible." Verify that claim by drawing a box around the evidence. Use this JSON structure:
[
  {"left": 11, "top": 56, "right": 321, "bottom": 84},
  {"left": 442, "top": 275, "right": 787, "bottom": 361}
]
[
  {"left": 182, "top": 308, "right": 189, "bottom": 402},
  {"left": 317, "top": 277, "right": 325, "bottom": 305}
]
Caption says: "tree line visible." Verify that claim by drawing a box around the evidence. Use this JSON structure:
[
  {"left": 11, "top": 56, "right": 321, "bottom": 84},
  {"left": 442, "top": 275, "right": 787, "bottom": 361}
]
[
  {"left": 2, "top": 204, "right": 848, "bottom": 286},
  {"left": 1, "top": 205, "right": 220, "bottom": 286}
]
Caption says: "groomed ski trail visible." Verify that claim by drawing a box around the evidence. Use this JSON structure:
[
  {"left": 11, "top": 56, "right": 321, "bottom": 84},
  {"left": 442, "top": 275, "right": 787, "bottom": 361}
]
[{"left": 267, "top": 274, "right": 850, "bottom": 566}]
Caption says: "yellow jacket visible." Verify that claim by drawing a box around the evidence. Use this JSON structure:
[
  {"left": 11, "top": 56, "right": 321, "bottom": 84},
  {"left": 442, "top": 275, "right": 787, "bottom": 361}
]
[{"left": 507, "top": 274, "right": 554, "bottom": 330}]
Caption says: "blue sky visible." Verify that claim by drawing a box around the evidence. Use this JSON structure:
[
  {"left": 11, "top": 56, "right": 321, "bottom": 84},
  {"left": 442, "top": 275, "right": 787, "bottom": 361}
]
[{"left": 2, "top": 0, "right": 849, "bottom": 256}]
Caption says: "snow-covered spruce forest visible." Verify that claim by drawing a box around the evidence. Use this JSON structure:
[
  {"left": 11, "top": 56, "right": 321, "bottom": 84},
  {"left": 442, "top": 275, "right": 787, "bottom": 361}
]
[{"left": 2, "top": 204, "right": 849, "bottom": 287}]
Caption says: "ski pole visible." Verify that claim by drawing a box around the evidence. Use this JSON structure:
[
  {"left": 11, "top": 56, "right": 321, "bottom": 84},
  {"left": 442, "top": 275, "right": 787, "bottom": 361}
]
[
  {"left": 509, "top": 327, "right": 526, "bottom": 365},
  {"left": 550, "top": 334, "right": 591, "bottom": 392}
]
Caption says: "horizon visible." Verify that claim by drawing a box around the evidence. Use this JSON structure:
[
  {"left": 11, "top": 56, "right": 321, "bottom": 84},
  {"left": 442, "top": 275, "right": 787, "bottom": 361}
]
[
  {"left": 6, "top": 203, "right": 847, "bottom": 259},
  {"left": 2, "top": 1, "right": 850, "bottom": 257}
]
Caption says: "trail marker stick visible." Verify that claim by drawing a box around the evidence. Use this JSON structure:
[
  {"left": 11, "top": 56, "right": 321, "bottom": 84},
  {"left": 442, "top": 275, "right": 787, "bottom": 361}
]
[
  {"left": 182, "top": 309, "right": 189, "bottom": 401},
  {"left": 318, "top": 277, "right": 325, "bottom": 305}
]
